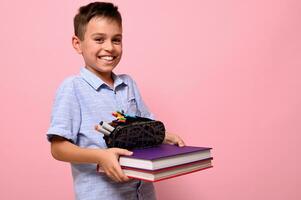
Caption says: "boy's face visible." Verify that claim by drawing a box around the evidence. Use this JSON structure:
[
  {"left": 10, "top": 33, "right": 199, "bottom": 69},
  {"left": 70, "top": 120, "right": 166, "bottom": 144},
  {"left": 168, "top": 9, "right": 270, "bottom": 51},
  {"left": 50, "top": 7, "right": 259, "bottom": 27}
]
[{"left": 73, "top": 17, "right": 122, "bottom": 77}]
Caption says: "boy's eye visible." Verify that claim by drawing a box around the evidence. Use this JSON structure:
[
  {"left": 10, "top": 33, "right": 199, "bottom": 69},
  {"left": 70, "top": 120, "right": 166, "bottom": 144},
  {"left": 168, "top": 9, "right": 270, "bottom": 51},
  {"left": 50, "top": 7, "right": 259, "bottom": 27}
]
[
  {"left": 112, "top": 38, "right": 122, "bottom": 45},
  {"left": 94, "top": 38, "right": 104, "bottom": 43}
]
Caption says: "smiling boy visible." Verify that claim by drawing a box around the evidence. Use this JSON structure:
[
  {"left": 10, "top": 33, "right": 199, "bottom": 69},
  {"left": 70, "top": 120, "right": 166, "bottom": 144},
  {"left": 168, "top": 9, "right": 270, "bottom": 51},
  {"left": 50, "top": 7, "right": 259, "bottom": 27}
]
[
  {"left": 72, "top": 13, "right": 122, "bottom": 87},
  {"left": 47, "top": 2, "right": 184, "bottom": 200}
]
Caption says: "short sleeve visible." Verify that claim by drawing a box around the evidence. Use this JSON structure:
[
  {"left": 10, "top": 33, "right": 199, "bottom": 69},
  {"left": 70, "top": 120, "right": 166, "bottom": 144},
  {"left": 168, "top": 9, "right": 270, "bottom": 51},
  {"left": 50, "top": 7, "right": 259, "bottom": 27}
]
[
  {"left": 46, "top": 78, "right": 81, "bottom": 143},
  {"left": 131, "top": 79, "right": 155, "bottom": 120}
]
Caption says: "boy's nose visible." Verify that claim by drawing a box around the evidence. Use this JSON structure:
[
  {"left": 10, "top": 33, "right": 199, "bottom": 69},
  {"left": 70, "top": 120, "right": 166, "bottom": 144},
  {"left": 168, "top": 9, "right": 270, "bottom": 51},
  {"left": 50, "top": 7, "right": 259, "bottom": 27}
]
[{"left": 103, "top": 40, "right": 113, "bottom": 51}]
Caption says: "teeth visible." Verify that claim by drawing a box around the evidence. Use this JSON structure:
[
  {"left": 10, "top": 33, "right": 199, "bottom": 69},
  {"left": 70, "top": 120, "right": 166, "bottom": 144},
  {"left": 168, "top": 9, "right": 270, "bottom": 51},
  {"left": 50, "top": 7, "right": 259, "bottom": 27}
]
[{"left": 100, "top": 56, "right": 114, "bottom": 61}]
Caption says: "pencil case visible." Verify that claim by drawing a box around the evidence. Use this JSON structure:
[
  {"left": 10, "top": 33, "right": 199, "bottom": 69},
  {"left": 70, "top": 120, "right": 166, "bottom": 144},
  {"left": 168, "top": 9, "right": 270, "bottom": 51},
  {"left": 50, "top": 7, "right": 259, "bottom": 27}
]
[{"left": 101, "top": 116, "right": 166, "bottom": 150}]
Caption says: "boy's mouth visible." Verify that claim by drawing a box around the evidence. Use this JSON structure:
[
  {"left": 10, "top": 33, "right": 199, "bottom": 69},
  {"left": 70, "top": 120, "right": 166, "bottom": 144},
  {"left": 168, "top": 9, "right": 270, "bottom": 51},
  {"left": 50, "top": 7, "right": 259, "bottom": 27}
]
[{"left": 98, "top": 55, "right": 116, "bottom": 61}]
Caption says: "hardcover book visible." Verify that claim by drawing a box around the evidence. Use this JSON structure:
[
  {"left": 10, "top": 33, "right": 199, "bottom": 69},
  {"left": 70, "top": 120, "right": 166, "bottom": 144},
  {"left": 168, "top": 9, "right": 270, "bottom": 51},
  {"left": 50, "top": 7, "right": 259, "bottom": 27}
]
[
  {"left": 121, "top": 158, "right": 213, "bottom": 182},
  {"left": 119, "top": 144, "right": 212, "bottom": 170}
]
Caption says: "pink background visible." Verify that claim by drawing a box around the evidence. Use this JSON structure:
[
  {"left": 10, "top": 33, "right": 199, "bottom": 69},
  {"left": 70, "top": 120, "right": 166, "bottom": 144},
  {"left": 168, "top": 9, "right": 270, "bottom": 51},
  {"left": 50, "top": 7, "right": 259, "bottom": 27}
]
[{"left": 0, "top": 0, "right": 300, "bottom": 199}]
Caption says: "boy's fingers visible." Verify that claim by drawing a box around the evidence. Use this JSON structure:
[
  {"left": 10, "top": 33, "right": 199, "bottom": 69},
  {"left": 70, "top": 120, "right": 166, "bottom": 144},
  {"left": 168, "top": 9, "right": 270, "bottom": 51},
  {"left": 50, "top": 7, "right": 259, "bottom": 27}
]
[
  {"left": 109, "top": 160, "right": 129, "bottom": 182},
  {"left": 110, "top": 169, "right": 123, "bottom": 182},
  {"left": 113, "top": 167, "right": 129, "bottom": 182},
  {"left": 178, "top": 139, "right": 185, "bottom": 147},
  {"left": 119, "top": 173, "right": 130, "bottom": 182},
  {"left": 178, "top": 141, "right": 185, "bottom": 147},
  {"left": 115, "top": 148, "right": 133, "bottom": 156},
  {"left": 105, "top": 169, "right": 119, "bottom": 182},
  {"left": 109, "top": 174, "right": 119, "bottom": 182}
]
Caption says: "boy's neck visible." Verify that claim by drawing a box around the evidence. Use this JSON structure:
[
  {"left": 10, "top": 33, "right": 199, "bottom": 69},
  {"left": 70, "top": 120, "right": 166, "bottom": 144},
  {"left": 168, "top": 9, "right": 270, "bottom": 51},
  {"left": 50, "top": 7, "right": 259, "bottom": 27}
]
[
  {"left": 85, "top": 66, "right": 114, "bottom": 88},
  {"left": 101, "top": 75, "right": 114, "bottom": 88}
]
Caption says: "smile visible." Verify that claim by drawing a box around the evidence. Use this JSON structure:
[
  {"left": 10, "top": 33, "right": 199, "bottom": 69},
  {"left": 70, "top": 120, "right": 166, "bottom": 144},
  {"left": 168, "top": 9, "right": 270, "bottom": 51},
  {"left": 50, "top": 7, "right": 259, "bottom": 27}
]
[{"left": 98, "top": 55, "right": 116, "bottom": 61}]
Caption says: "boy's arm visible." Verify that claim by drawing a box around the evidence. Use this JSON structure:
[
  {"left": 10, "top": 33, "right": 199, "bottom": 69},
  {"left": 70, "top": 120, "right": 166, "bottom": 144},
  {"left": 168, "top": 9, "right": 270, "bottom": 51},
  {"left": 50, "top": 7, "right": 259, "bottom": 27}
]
[{"left": 50, "top": 136, "right": 132, "bottom": 182}]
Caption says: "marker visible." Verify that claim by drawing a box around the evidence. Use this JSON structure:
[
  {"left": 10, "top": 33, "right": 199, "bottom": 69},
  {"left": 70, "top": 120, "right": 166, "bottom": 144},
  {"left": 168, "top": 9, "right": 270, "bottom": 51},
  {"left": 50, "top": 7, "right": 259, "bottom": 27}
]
[
  {"left": 117, "top": 111, "right": 124, "bottom": 116},
  {"left": 124, "top": 114, "right": 136, "bottom": 118},
  {"left": 118, "top": 117, "right": 126, "bottom": 121},
  {"left": 95, "top": 125, "right": 111, "bottom": 136},
  {"left": 100, "top": 121, "right": 115, "bottom": 132},
  {"left": 116, "top": 111, "right": 125, "bottom": 118}
]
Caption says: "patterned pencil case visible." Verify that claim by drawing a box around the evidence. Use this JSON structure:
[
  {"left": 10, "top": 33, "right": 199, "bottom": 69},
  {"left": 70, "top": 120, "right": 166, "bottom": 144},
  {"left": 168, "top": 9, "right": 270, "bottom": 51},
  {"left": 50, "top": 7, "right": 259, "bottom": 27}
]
[{"left": 96, "top": 114, "right": 165, "bottom": 150}]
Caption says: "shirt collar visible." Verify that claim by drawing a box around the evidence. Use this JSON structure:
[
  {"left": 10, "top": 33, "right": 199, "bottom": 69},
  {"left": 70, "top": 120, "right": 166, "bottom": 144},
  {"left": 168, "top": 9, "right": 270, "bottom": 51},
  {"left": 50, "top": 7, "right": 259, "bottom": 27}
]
[{"left": 80, "top": 67, "right": 126, "bottom": 90}]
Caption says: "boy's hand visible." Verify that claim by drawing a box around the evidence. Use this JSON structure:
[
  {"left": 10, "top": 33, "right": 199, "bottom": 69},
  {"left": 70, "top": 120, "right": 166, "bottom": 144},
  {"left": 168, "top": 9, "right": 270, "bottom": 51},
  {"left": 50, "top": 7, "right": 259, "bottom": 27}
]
[
  {"left": 98, "top": 148, "right": 133, "bottom": 182},
  {"left": 163, "top": 132, "right": 185, "bottom": 147}
]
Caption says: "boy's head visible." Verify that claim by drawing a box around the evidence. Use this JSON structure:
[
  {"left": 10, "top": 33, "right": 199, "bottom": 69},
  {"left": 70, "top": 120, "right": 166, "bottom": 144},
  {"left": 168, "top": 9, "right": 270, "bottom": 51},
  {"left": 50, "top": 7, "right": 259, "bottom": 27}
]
[
  {"left": 74, "top": 2, "right": 122, "bottom": 41},
  {"left": 72, "top": 2, "right": 123, "bottom": 80}
]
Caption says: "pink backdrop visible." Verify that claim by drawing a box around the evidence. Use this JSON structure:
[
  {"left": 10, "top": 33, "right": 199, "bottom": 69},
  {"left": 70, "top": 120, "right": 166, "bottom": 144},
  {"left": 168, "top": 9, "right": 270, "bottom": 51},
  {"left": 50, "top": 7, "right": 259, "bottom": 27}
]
[{"left": 0, "top": 0, "right": 300, "bottom": 199}]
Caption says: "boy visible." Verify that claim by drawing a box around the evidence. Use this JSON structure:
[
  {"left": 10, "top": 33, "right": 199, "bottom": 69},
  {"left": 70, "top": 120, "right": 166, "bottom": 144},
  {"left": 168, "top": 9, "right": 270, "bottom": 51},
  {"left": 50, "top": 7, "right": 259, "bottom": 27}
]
[{"left": 47, "top": 2, "right": 185, "bottom": 200}]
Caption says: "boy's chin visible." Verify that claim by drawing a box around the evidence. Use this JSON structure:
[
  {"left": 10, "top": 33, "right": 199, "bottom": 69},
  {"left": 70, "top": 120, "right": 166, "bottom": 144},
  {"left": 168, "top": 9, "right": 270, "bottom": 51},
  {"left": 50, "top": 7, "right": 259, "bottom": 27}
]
[
  {"left": 95, "top": 68, "right": 114, "bottom": 74},
  {"left": 100, "top": 65, "right": 116, "bottom": 72},
  {"left": 97, "top": 62, "right": 118, "bottom": 70}
]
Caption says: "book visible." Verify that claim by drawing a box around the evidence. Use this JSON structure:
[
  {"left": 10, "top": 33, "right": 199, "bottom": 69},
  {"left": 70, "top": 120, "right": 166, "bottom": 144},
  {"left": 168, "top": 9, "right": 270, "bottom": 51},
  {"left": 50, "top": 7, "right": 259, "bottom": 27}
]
[
  {"left": 121, "top": 158, "right": 213, "bottom": 182},
  {"left": 119, "top": 144, "right": 212, "bottom": 170}
]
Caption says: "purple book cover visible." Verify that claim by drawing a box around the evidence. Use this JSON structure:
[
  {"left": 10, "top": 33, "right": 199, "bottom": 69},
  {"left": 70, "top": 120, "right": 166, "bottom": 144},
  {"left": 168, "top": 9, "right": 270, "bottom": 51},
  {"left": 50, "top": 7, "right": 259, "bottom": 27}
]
[{"left": 122, "top": 144, "right": 212, "bottom": 160}]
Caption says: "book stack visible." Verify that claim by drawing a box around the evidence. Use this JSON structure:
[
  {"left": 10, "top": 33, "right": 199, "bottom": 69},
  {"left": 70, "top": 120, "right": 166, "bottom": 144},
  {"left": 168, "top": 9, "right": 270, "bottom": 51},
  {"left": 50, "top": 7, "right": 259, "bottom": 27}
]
[{"left": 117, "top": 144, "right": 213, "bottom": 182}]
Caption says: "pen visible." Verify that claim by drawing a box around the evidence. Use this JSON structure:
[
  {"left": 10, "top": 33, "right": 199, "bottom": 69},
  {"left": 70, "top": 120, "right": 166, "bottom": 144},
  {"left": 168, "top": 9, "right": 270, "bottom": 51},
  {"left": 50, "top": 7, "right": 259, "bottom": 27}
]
[
  {"left": 94, "top": 125, "right": 111, "bottom": 136},
  {"left": 100, "top": 121, "right": 115, "bottom": 132}
]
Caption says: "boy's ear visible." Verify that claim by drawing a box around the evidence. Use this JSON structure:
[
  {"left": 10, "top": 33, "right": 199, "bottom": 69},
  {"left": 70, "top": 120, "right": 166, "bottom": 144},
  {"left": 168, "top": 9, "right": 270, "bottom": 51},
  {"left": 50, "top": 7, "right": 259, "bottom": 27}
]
[{"left": 72, "top": 35, "right": 82, "bottom": 54}]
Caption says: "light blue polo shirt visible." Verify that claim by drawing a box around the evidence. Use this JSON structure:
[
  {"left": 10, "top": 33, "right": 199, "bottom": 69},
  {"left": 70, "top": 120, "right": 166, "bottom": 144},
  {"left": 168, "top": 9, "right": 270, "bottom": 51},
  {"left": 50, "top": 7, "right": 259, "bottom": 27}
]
[{"left": 47, "top": 67, "right": 156, "bottom": 200}]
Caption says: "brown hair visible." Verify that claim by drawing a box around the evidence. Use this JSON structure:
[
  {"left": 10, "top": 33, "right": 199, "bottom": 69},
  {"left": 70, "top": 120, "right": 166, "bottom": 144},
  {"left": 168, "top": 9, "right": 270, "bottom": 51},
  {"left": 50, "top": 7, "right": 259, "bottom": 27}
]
[{"left": 74, "top": 2, "right": 122, "bottom": 40}]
